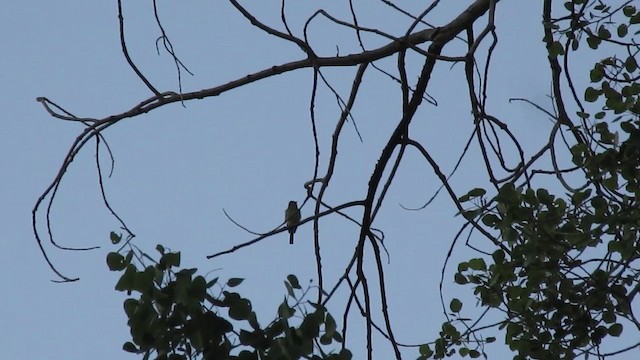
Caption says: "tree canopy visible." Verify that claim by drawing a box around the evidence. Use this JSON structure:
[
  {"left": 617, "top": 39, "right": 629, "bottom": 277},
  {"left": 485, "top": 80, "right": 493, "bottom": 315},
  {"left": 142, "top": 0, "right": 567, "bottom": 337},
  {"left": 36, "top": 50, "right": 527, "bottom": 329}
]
[{"left": 33, "top": 0, "right": 640, "bottom": 359}]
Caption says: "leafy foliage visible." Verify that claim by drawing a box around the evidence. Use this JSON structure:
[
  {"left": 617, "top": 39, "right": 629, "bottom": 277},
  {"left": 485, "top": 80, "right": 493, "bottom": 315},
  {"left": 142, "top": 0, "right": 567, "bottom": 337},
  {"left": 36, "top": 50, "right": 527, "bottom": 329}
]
[
  {"left": 427, "top": 1, "right": 640, "bottom": 358},
  {"left": 450, "top": 184, "right": 637, "bottom": 358},
  {"left": 108, "top": 233, "right": 350, "bottom": 360}
]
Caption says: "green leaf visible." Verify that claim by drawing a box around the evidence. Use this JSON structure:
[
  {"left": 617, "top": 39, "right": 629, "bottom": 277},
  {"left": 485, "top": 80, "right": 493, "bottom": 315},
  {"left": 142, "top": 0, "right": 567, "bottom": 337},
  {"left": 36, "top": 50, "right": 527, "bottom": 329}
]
[
  {"left": 284, "top": 281, "right": 294, "bottom": 297},
  {"left": 589, "top": 63, "right": 604, "bottom": 83},
  {"left": 206, "top": 277, "right": 219, "bottom": 288},
  {"left": 122, "top": 341, "right": 138, "bottom": 353},
  {"left": 419, "top": 344, "right": 433, "bottom": 356},
  {"left": 585, "top": 87, "right": 600, "bottom": 102},
  {"left": 226, "top": 293, "right": 252, "bottom": 320},
  {"left": 278, "top": 301, "right": 294, "bottom": 319},
  {"left": 110, "top": 231, "right": 122, "bottom": 244},
  {"left": 501, "top": 227, "right": 519, "bottom": 243},
  {"left": 587, "top": 35, "right": 601, "bottom": 49},
  {"left": 462, "top": 209, "right": 479, "bottom": 220},
  {"left": 603, "top": 175, "right": 618, "bottom": 191},
  {"left": 617, "top": 24, "right": 628, "bottom": 37},
  {"left": 603, "top": 83, "right": 623, "bottom": 103},
  {"left": 158, "top": 252, "right": 181, "bottom": 270},
  {"left": 591, "top": 195, "right": 607, "bottom": 212},
  {"left": 457, "top": 262, "right": 469, "bottom": 272},
  {"left": 441, "top": 322, "right": 460, "bottom": 340},
  {"left": 602, "top": 311, "right": 617, "bottom": 324},
  {"left": 134, "top": 266, "right": 156, "bottom": 292},
  {"left": 626, "top": 56, "right": 638, "bottom": 72},
  {"left": 300, "top": 311, "right": 322, "bottom": 339},
  {"left": 571, "top": 38, "right": 579, "bottom": 51},
  {"left": 482, "top": 214, "right": 500, "bottom": 226},
  {"left": 468, "top": 258, "right": 487, "bottom": 271},
  {"left": 338, "top": 349, "right": 352, "bottom": 360},
  {"left": 608, "top": 323, "right": 623, "bottom": 336},
  {"left": 468, "top": 188, "right": 486, "bottom": 197},
  {"left": 454, "top": 273, "right": 468, "bottom": 284},
  {"left": 332, "top": 330, "right": 344, "bottom": 343},
  {"left": 536, "top": 188, "right": 553, "bottom": 205},
  {"left": 236, "top": 351, "right": 258, "bottom": 360},
  {"left": 571, "top": 189, "right": 592, "bottom": 205},
  {"left": 227, "top": 278, "right": 245, "bottom": 287},
  {"left": 239, "top": 329, "right": 265, "bottom": 347},
  {"left": 106, "top": 252, "right": 127, "bottom": 271},
  {"left": 122, "top": 298, "right": 138, "bottom": 318},
  {"left": 325, "top": 313, "right": 337, "bottom": 337},
  {"left": 623, "top": 5, "right": 636, "bottom": 17},
  {"left": 319, "top": 333, "right": 332, "bottom": 345},
  {"left": 450, "top": 298, "right": 463, "bottom": 313},
  {"left": 548, "top": 41, "right": 564, "bottom": 57},
  {"left": 495, "top": 183, "right": 521, "bottom": 205},
  {"left": 459, "top": 188, "right": 486, "bottom": 202},
  {"left": 598, "top": 26, "right": 611, "bottom": 39},
  {"left": 287, "top": 274, "right": 301, "bottom": 289},
  {"left": 115, "top": 265, "right": 138, "bottom": 292},
  {"left": 492, "top": 249, "right": 505, "bottom": 264},
  {"left": 189, "top": 276, "right": 207, "bottom": 301}
]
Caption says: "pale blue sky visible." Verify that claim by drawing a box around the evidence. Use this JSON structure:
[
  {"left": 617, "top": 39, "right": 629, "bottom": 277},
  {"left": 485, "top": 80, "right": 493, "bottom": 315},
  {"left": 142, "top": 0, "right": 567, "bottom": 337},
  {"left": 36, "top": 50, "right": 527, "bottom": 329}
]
[{"left": 2, "top": 1, "right": 636, "bottom": 359}]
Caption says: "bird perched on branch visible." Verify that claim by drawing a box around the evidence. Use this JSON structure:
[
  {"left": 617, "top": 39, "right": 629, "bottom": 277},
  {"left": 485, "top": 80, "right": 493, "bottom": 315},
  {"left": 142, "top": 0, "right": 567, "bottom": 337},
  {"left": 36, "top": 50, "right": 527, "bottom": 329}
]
[{"left": 285, "top": 201, "right": 301, "bottom": 244}]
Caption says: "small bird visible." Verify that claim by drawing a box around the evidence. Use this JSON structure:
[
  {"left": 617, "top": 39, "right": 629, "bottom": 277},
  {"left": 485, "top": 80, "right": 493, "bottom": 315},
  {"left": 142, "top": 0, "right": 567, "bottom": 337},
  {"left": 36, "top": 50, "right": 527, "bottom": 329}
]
[{"left": 284, "top": 201, "right": 301, "bottom": 244}]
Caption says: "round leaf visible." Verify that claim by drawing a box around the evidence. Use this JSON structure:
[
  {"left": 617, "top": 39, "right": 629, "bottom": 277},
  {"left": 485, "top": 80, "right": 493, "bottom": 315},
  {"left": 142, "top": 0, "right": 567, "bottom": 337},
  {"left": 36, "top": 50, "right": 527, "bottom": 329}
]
[{"left": 450, "top": 298, "right": 463, "bottom": 313}]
